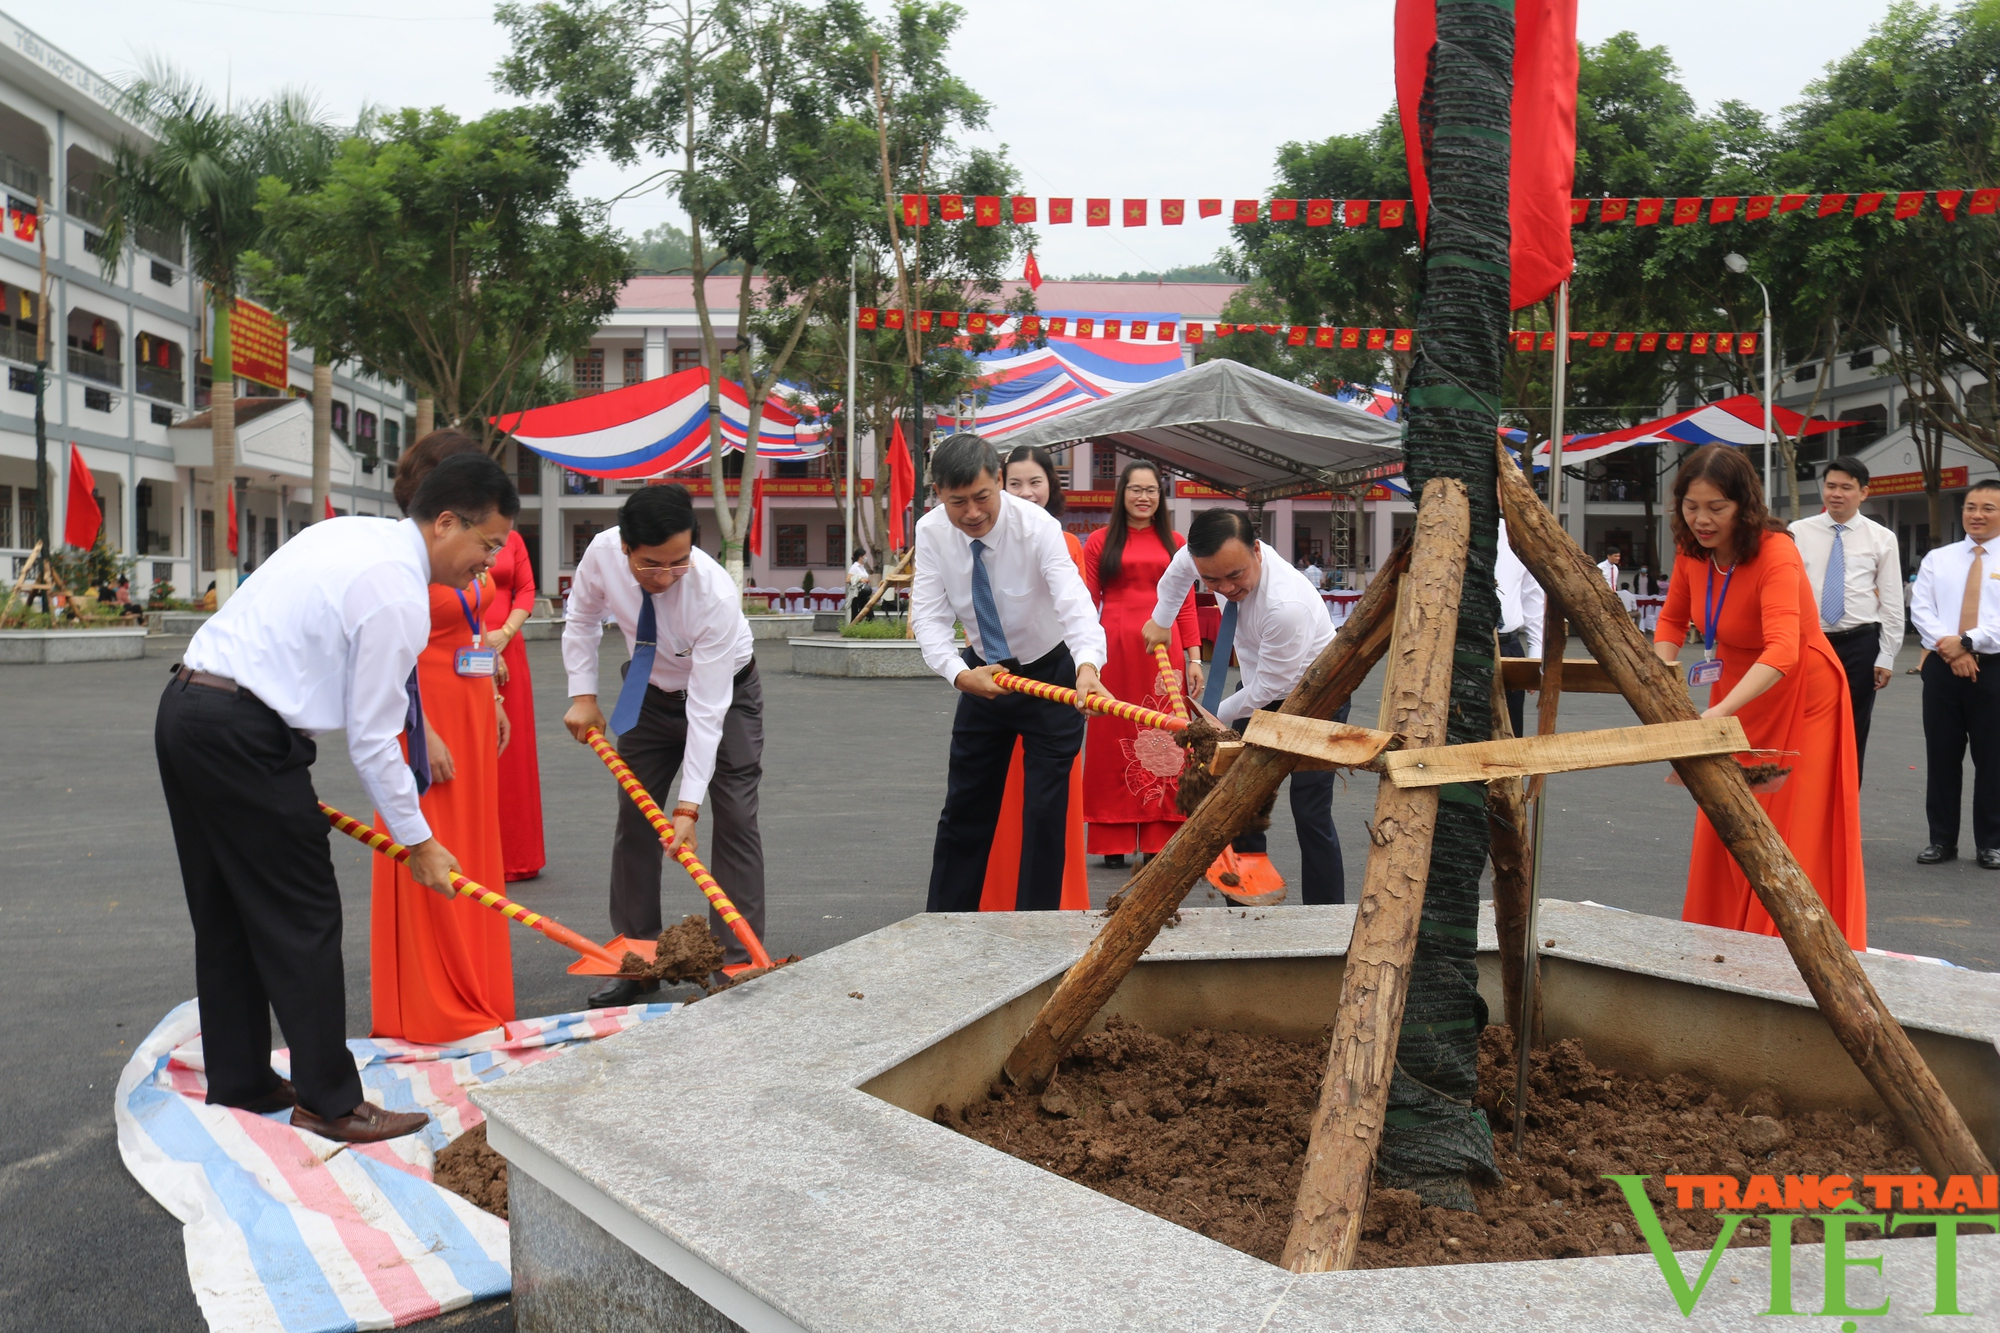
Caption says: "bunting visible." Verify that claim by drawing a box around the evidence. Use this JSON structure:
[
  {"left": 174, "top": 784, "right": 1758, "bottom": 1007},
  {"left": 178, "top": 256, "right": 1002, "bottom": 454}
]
[
  {"left": 854, "top": 306, "right": 1416, "bottom": 350},
  {"left": 1510, "top": 328, "right": 1762, "bottom": 355}
]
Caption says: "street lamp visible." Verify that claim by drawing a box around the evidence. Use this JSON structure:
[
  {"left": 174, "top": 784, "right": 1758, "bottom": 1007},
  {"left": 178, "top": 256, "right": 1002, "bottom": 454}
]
[{"left": 1724, "top": 252, "right": 1775, "bottom": 503}]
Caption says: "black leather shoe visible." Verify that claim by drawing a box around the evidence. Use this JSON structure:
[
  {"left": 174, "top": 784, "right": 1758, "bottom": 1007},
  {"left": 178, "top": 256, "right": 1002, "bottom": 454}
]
[
  {"left": 1917, "top": 844, "right": 1958, "bottom": 865},
  {"left": 292, "top": 1100, "right": 429, "bottom": 1143},
  {"left": 216, "top": 1077, "right": 296, "bottom": 1114},
  {"left": 586, "top": 976, "right": 660, "bottom": 1008},
  {"left": 1102, "top": 854, "right": 1127, "bottom": 869},
  {"left": 1979, "top": 848, "right": 2000, "bottom": 870}
]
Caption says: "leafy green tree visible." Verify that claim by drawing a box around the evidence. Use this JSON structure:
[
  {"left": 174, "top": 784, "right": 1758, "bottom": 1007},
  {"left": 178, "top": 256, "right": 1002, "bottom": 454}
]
[
  {"left": 95, "top": 62, "right": 333, "bottom": 599},
  {"left": 248, "top": 107, "right": 628, "bottom": 452},
  {"left": 626, "top": 220, "right": 741, "bottom": 275}
]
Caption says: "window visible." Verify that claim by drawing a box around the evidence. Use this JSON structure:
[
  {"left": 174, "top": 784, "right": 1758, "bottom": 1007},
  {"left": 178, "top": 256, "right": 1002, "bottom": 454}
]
[
  {"left": 826, "top": 523, "right": 846, "bottom": 567},
  {"left": 150, "top": 403, "right": 172, "bottom": 426},
  {"left": 1293, "top": 526, "right": 1322, "bottom": 565},
  {"left": 1794, "top": 364, "right": 1818, "bottom": 384},
  {"left": 383, "top": 417, "right": 401, "bottom": 460},
  {"left": 574, "top": 347, "right": 604, "bottom": 395},
  {"left": 8, "top": 367, "right": 31, "bottom": 393},
  {"left": 150, "top": 260, "right": 175, "bottom": 285},
  {"left": 774, "top": 523, "right": 808, "bottom": 567},
  {"left": 515, "top": 442, "right": 540, "bottom": 494},
  {"left": 200, "top": 510, "right": 214, "bottom": 570},
  {"left": 135, "top": 332, "right": 183, "bottom": 403},
  {"left": 264, "top": 517, "right": 277, "bottom": 559},
  {"left": 0, "top": 484, "right": 10, "bottom": 546},
  {"left": 331, "top": 400, "right": 349, "bottom": 440},
  {"left": 516, "top": 524, "right": 541, "bottom": 589},
  {"left": 563, "top": 469, "right": 602, "bottom": 495},
  {"left": 84, "top": 386, "right": 112, "bottom": 412},
  {"left": 1848, "top": 349, "right": 1875, "bottom": 370},
  {"left": 1837, "top": 404, "right": 1888, "bottom": 450},
  {"left": 623, "top": 347, "right": 645, "bottom": 385},
  {"left": 1092, "top": 445, "right": 1117, "bottom": 483},
  {"left": 356, "top": 409, "right": 379, "bottom": 457},
  {"left": 572, "top": 522, "right": 604, "bottom": 562},
  {"left": 672, "top": 348, "right": 702, "bottom": 373}
]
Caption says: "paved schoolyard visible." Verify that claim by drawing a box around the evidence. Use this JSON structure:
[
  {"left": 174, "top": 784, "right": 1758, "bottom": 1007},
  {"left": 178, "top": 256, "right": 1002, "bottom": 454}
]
[{"left": 0, "top": 629, "right": 1989, "bottom": 1331}]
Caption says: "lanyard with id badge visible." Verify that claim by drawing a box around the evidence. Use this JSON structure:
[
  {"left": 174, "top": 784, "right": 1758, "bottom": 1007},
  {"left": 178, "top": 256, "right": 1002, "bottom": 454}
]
[
  {"left": 454, "top": 580, "right": 497, "bottom": 677},
  {"left": 1688, "top": 561, "right": 1733, "bottom": 689}
]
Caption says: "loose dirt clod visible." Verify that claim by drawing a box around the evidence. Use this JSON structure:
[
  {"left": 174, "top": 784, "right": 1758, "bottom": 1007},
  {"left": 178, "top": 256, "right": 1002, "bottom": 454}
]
[
  {"left": 434, "top": 1123, "right": 508, "bottom": 1219},
  {"left": 952, "top": 1019, "right": 1944, "bottom": 1268},
  {"left": 617, "top": 915, "right": 727, "bottom": 984},
  {"left": 1218, "top": 872, "right": 1241, "bottom": 887}
]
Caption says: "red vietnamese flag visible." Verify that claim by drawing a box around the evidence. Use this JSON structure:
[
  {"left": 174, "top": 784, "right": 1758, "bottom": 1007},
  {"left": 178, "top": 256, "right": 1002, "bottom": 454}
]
[
  {"left": 1778, "top": 194, "right": 1807, "bottom": 213},
  {"left": 1599, "top": 198, "right": 1629, "bottom": 222},
  {"left": 1157, "top": 322, "right": 1176, "bottom": 341},
  {"left": 225, "top": 480, "right": 239, "bottom": 556},
  {"left": 1198, "top": 199, "right": 1222, "bottom": 218},
  {"left": 1512, "top": 330, "right": 1535, "bottom": 352},
  {"left": 1971, "top": 188, "right": 2000, "bottom": 215},
  {"left": 968, "top": 311, "right": 988, "bottom": 334},
  {"left": 1129, "top": 320, "right": 1148, "bottom": 339},
  {"left": 901, "top": 193, "right": 929, "bottom": 227},
  {"left": 63, "top": 443, "right": 102, "bottom": 548},
  {"left": 1046, "top": 316, "right": 1067, "bottom": 335},
  {"left": 938, "top": 310, "right": 960, "bottom": 329},
  {"left": 1709, "top": 196, "right": 1739, "bottom": 224},
  {"left": 1050, "top": 198, "right": 1073, "bottom": 223},
  {"left": 1672, "top": 197, "right": 1702, "bottom": 225},
  {"left": 1344, "top": 199, "right": 1370, "bottom": 227},
  {"left": 1392, "top": 328, "right": 1413, "bottom": 350},
  {"left": 1315, "top": 326, "right": 1336, "bottom": 348},
  {"left": 1216, "top": 323, "right": 1235, "bottom": 337},
  {"left": 1379, "top": 199, "right": 1407, "bottom": 228},
  {"left": 1367, "top": 328, "right": 1387, "bottom": 349},
  {"left": 974, "top": 195, "right": 1000, "bottom": 226},
  {"left": 1894, "top": 191, "right": 1925, "bottom": 220},
  {"left": 1614, "top": 332, "right": 1634, "bottom": 351},
  {"left": 1341, "top": 327, "right": 1361, "bottom": 349},
  {"left": 1270, "top": 198, "right": 1299, "bottom": 221},
  {"left": 324, "top": 495, "right": 336, "bottom": 521},
  {"left": 1397, "top": 0, "right": 1576, "bottom": 308},
  {"left": 1233, "top": 199, "right": 1259, "bottom": 223},
  {"left": 1103, "top": 318, "right": 1122, "bottom": 339},
  {"left": 747, "top": 471, "right": 765, "bottom": 557},
  {"left": 1023, "top": 250, "right": 1042, "bottom": 291},
  {"left": 1665, "top": 332, "right": 1686, "bottom": 351},
  {"left": 1587, "top": 331, "right": 1609, "bottom": 347},
  {"left": 1074, "top": 317, "right": 1095, "bottom": 337},
  {"left": 1286, "top": 325, "right": 1308, "bottom": 346},
  {"left": 1745, "top": 195, "right": 1775, "bottom": 220},
  {"left": 1937, "top": 189, "right": 1964, "bottom": 219},
  {"left": 1162, "top": 200, "right": 1185, "bottom": 225},
  {"left": 1185, "top": 323, "right": 1204, "bottom": 343},
  {"left": 1738, "top": 331, "right": 1759, "bottom": 354},
  {"left": 886, "top": 421, "right": 914, "bottom": 552},
  {"left": 1817, "top": 193, "right": 1849, "bottom": 217},
  {"left": 916, "top": 311, "right": 933, "bottom": 332},
  {"left": 1305, "top": 198, "right": 1334, "bottom": 226},
  {"left": 1690, "top": 333, "right": 1710, "bottom": 354},
  {"left": 938, "top": 194, "right": 964, "bottom": 221},
  {"left": 1714, "top": 331, "right": 1735, "bottom": 353},
  {"left": 1634, "top": 198, "right": 1664, "bottom": 225},
  {"left": 1538, "top": 331, "right": 1557, "bottom": 351},
  {"left": 1569, "top": 198, "right": 1591, "bottom": 225},
  {"left": 1260, "top": 323, "right": 1281, "bottom": 335},
  {"left": 858, "top": 307, "right": 879, "bottom": 330},
  {"left": 883, "top": 308, "right": 905, "bottom": 330},
  {"left": 1086, "top": 198, "right": 1111, "bottom": 226},
  {"left": 1855, "top": 192, "right": 1886, "bottom": 216},
  {"left": 1020, "top": 315, "right": 1041, "bottom": 337},
  {"left": 1011, "top": 196, "right": 1037, "bottom": 223},
  {"left": 1122, "top": 199, "right": 1147, "bottom": 226},
  {"left": 1638, "top": 332, "right": 1659, "bottom": 352}
]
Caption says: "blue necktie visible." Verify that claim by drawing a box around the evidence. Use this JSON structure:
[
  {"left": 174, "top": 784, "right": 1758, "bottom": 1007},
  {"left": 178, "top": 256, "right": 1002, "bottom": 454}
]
[
  {"left": 969, "top": 538, "right": 1012, "bottom": 663},
  {"left": 1821, "top": 523, "right": 1848, "bottom": 626},
  {"left": 403, "top": 668, "right": 430, "bottom": 796},
  {"left": 610, "top": 592, "right": 658, "bottom": 735},
  {"left": 1202, "top": 598, "right": 1238, "bottom": 715}
]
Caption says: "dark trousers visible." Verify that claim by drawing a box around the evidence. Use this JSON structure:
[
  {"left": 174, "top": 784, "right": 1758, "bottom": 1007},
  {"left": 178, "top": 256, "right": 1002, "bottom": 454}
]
[
  {"left": 1922, "top": 651, "right": 2000, "bottom": 852},
  {"left": 928, "top": 645, "right": 1085, "bottom": 912},
  {"left": 610, "top": 663, "right": 766, "bottom": 966},
  {"left": 1230, "top": 701, "right": 1349, "bottom": 905},
  {"left": 849, "top": 589, "right": 874, "bottom": 621},
  {"left": 1499, "top": 629, "right": 1527, "bottom": 739},
  {"left": 153, "top": 674, "right": 364, "bottom": 1119},
  {"left": 1825, "top": 624, "right": 1881, "bottom": 777}
]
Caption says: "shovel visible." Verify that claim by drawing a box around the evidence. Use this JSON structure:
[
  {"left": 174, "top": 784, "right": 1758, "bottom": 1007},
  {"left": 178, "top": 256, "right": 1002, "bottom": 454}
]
[
  {"left": 992, "top": 671, "right": 1189, "bottom": 732},
  {"left": 321, "top": 803, "right": 627, "bottom": 972}
]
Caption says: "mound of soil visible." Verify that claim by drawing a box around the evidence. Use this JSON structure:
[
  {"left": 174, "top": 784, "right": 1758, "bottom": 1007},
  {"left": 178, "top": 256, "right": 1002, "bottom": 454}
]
[
  {"left": 947, "top": 1019, "right": 1937, "bottom": 1268},
  {"left": 435, "top": 1123, "right": 508, "bottom": 1219},
  {"left": 618, "top": 914, "right": 726, "bottom": 984}
]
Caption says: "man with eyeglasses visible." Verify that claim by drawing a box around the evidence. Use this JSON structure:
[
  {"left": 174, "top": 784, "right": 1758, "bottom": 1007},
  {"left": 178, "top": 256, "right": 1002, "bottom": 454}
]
[
  {"left": 563, "top": 483, "right": 764, "bottom": 1003},
  {"left": 154, "top": 453, "right": 519, "bottom": 1143},
  {"left": 1910, "top": 479, "right": 2000, "bottom": 868}
]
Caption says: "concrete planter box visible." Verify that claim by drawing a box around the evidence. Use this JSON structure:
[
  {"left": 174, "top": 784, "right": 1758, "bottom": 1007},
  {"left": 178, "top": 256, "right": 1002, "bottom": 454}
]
[
  {"left": 477, "top": 902, "right": 2000, "bottom": 1331},
  {"left": 517, "top": 617, "right": 564, "bottom": 642},
  {"left": 788, "top": 636, "right": 946, "bottom": 677},
  {"left": 813, "top": 611, "right": 845, "bottom": 633},
  {"left": 145, "top": 611, "right": 212, "bottom": 636},
  {"left": 747, "top": 614, "right": 814, "bottom": 641},
  {"left": 0, "top": 628, "right": 149, "bottom": 664}
]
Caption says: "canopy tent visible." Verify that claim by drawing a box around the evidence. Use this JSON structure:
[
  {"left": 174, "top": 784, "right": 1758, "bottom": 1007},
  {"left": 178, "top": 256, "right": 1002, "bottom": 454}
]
[
  {"left": 999, "top": 357, "right": 1404, "bottom": 503},
  {"left": 495, "top": 366, "right": 823, "bottom": 481},
  {"left": 1529, "top": 393, "right": 1856, "bottom": 467},
  {"left": 932, "top": 321, "right": 1191, "bottom": 440}
]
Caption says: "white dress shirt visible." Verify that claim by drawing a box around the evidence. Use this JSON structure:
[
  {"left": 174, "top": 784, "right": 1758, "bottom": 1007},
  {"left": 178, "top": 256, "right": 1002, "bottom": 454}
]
[
  {"left": 563, "top": 529, "right": 754, "bottom": 807},
  {"left": 1910, "top": 535, "right": 2000, "bottom": 654},
  {"left": 1153, "top": 540, "right": 1333, "bottom": 720},
  {"left": 1789, "top": 511, "right": 1906, "bottom": 670},
  {"left": 1597, "top": 558, "right": 1622, "bottom": 590},
  {"left": 1301, "top": 562, "right": 1324, "bottom": 589},
  {"left": 183, "top": 516, "right": 434, "bottom": 846},
  {"left": 911, "top": 491, "right": 1106, "bottom": 684},
  {"left": 846, "top": 559, "right": 872, "bottom": 590},
  {"left": 1495, "top": 520, "right": 1546, "bottom": 659}
]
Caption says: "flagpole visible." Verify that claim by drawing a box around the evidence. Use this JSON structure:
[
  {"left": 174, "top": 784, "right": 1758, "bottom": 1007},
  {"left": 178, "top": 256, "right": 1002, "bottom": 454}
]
[
  {"left": 844, "top": 254, "right": 858, "bottom": 611},
  {"left": 1548, "top": 279, "right": 1567, "bottom": 528}
]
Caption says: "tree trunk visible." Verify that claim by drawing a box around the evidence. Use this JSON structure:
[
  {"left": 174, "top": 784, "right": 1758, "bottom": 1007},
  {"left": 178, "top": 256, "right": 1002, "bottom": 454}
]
[
  {"left": 1368, "top": 0, "right": 1513, "bottom": 1210},
  {"left": 310, "top": 359, "right": 332, "bottom": 522},
  {"left": 414, "top": 397, "right": 434, "bottom": 443},
  {"left": 1496, "top": 447, "right": 1993, "bottom": 1180},
  {"left": 1282, "top": 478, "right": 1470, "bottom": 1273},
  {"left": 1485, "top": 636, "right": 1535, "bottom": 1044},
  {"left": 211, "top": 294, "right": 239, "bottom": 604}
]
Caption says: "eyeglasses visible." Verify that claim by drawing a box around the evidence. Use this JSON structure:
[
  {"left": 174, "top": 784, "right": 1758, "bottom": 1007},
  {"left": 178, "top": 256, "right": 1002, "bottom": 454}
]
[
  {"left": 1125, "top": 486, "right": 1161, "bottom": 498},
  {"left": 451, "top": 513, "right": 509, "bottom": 556}
]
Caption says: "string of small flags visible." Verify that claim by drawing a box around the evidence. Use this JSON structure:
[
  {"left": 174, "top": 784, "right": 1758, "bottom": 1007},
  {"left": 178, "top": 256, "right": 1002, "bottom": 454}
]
[
  {"left": 856, "top": 307, "right": 1415, "bottom": 349},
  {"left": 1512, "top": 329, "right": 1763, "bottom": 354},
  {"left": 886, "top": 190, "right": 2000, "bottom": 230}
]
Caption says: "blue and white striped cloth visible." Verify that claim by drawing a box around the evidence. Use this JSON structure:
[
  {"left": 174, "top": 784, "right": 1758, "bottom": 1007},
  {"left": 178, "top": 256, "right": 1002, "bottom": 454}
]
[{"left": 116, "top": 999, "right": 678, "bottom": 1331}]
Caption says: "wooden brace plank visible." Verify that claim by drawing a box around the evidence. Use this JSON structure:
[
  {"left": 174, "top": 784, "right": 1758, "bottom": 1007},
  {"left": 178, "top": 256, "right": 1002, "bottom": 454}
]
[
  {"left": 1241, "top": 713, "right": 1399, "bottom": 768},
  {"left": 1379, "top": 717, "right": 1751, "bottom": 787},
  {"left": 1501, "top": 656, "right": 1621, "bottom": 694},
  {"left": 1208, "top": 740, "right": 1330, "bottom": 778}
]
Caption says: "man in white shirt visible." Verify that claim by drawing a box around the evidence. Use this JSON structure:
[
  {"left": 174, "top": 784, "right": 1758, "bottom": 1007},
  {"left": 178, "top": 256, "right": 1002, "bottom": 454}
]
[
  {"left": 1909, "top": 479, "right": 2000, "bottom": 868},
  {"left": 846, "top": 547, "right": 874, "bottom": 621},
  {"left": 1495, "top": 518, "right": 1547, "bottom": 738},
  {"left": 1597, "top": 547, "right": 1623, "bottom": 591},
  {"left": 1790, "top": 456, "right": 1905, "bottom": 775},
  {"left": 1300, "top": 556, "right": 1324, "bottom": 590},
  {"left": 1144, "top": 509, "right": 1343, "bottom": 905},
  {"left": 563, "top": 484, "right": 764, "bottom": 1004},
  {"left": 156, "top": 453, "right": 518, "bottom": 1143},
  {"left": 913, "top": 434, "right": 1111, "bottom": 911}
]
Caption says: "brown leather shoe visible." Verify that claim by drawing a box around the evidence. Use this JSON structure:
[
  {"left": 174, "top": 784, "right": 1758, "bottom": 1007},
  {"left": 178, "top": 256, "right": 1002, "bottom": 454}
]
[
  {"left": 291, "top": 1100, "right": 431, "bottom": 1143},
  {"left": 218, "top": 1078, "right": 297, "bottom": 1114}
]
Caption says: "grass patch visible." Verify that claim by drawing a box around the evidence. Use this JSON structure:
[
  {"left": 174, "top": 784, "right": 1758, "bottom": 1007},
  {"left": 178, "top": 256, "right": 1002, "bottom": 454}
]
[{"left": 840, "top": 617, "right": 912, "bottom": 639}]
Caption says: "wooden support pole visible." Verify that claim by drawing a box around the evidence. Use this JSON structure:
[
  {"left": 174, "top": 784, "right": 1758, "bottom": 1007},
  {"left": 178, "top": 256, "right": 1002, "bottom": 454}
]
[
  {"left": 1486, "top": 639, "right": 1536, "bottom": 1047},
  {"left": 1496, "top": 444, "right": 1993, "bottom": 1179},
  {"left": 1499, "top": 657, "right": 1620, "bottom": 694},
  {"left": 1380, "top": 718, "right": 1749, "bottom": 787},
  {"left": 1280, "top": 478, "right": 1471, "bottom": 1274},
  {"left": 1000, "top": 534, "right": 1415, "bottom": 1094}
]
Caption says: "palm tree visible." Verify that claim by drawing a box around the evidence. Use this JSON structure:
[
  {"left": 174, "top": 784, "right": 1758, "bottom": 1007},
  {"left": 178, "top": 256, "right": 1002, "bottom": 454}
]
[{"left": 93, "top": 62, "right": 332, "bottom": 601}]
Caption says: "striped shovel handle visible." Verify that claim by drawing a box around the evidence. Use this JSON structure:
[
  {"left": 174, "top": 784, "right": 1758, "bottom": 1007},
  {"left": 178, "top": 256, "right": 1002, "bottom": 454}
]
[
  {"left": 582, "top": 729, "right": 775, "bottom": 970},
  {"left": 991, "top": 671, "right": 1188, "bottom": 732},
  {"left": 1152, "top": 643, "right": 1191, "bottom": 721},
  {"left": 321, "top": 803, "right": 625, "bottom": 970}
]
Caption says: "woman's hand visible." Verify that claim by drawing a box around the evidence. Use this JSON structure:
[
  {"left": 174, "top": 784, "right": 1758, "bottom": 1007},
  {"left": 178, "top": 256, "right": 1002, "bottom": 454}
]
[
  {"left": 495, "top": 654, "right": 510, "bottom": 686},
  {"left": 426, "top": 720, "right": 455, "bottom": 783},
  {"left": 497, "top": 703, "right": 511, "bottom": 755}
]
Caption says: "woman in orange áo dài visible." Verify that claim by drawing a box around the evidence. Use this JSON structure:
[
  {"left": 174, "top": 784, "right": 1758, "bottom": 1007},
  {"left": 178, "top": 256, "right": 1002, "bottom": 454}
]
[
  {"left": 1652, "top": 444, "right": 1866, "bottom": 947},
  {"left": 978, "top": 445, "right": 1090, "bottom": 910},
  {"left": 370, "top": 431, "right": 516, "bottom": 1042}
]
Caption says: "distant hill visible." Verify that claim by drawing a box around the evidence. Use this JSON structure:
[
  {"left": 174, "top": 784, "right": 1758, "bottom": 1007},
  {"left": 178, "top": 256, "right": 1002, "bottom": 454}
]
[{"left": 1062, "top": 262, "right": 1239, "bottom": 284}]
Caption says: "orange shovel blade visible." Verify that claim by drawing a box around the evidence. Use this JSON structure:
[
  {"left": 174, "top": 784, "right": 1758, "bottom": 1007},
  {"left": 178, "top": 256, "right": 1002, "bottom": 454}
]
[{"left": 566, "top": 934, "right": 656, "bottom": 977}]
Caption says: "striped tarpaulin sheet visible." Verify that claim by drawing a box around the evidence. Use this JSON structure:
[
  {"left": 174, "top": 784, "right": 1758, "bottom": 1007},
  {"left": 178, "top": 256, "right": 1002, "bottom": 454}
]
[{"left": 116, "top": 999, "right": 680, "bottom": 1331}]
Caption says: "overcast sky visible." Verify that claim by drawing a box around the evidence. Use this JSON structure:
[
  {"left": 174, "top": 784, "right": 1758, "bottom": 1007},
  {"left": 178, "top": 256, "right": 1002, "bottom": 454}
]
[{"left": 29, "top": 0, "right": 1899, "bottom": 277}]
